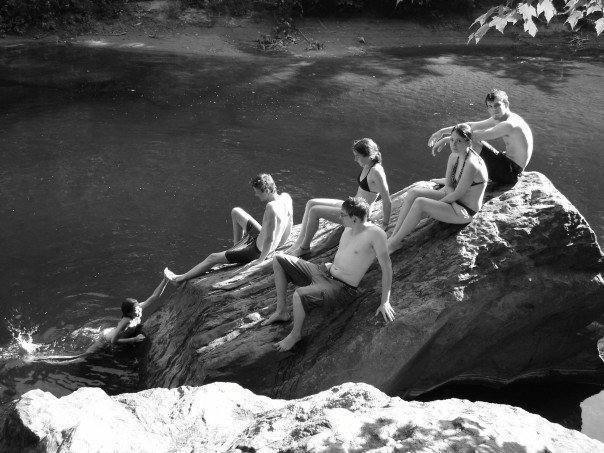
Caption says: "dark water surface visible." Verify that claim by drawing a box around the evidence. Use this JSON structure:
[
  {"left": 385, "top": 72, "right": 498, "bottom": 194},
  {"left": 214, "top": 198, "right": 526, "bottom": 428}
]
[{"left": 1, "top": 41, "right": 602, "bottom": 437}]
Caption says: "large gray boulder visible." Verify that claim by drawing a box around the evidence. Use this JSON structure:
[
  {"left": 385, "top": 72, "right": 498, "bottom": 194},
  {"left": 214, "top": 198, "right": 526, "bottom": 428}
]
[
  {"left": 144, "top": 172, "right": 604, "bottom": 398},
  {"left": 3, "top": 382, "right": 603, "bottom": 452}
]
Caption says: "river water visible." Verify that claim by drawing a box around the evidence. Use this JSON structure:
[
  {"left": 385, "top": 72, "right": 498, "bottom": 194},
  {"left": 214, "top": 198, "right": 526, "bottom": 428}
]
[{"left": 0, "top": 41, "right": 602, "bottom": 438}]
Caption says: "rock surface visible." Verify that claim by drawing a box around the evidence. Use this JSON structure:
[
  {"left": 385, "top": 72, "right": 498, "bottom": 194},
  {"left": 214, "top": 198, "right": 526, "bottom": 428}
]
[
  {"left": 144, "top": 172, "right": 604, "bottom": 398},
  {"left": 3, "top": 382, "right": 603, "bottom": 452}
]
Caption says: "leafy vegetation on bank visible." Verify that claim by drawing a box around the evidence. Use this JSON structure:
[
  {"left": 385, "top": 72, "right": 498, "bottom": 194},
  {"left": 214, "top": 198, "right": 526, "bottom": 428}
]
[
  {"left": 1, "top": 0, "right": 601, "bottom": 40},
  {"left": 460, "top": 0, "right": 603, "bottom": 42},
  {"left": 0, "top": 0, "right": 130, "bottom": 35}
]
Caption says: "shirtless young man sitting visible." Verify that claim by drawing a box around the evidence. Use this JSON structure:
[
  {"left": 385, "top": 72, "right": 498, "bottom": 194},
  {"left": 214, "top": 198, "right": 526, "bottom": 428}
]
[
  {"left": 164, "top": 174, "right": 293, "bottom": 283},
  {"left": 264, "top": 196, "right": 395, "bottom": 352},
  {"left": 428, "top": 89, "right": 533, "bottom": 187}
]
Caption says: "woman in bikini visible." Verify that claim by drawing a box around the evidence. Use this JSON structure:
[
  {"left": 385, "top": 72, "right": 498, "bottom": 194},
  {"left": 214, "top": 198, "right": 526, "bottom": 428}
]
[
  {"left": 388, "top": 123, "right": 488, "bottom": 252},
  {"left": 286, "top": 138, "right": 391, "bottom": 256}
]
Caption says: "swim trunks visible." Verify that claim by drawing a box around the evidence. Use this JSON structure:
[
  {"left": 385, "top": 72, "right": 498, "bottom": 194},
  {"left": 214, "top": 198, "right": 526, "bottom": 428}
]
[
  {"left": 274, "top": 254, "right": 358, "bottom": 314},
  {"left": 480, "top": 142, "right": 523, "bottom": 186},
  {"left": 225, "top": 219, "right": 262, "bottom": 264}
]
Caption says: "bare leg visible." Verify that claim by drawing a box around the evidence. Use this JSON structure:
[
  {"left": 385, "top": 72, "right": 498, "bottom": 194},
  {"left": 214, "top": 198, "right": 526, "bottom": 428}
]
[
  {"left": 298, "top": 205, "right": 342, "bottom": 250},
  {"left": 391, "top": 188, "right": 444, "bottom": 237},
  {"left": 388, "top": 197, "right": 471, "bottom": 252},
  {"left": 275, "top": 291, "right": 305, "bottom": 351},
  {"left": 262, "top": 255, "right": 291, "bottom": 325},
  {"left": 231, "top": 207, "right": 260, "bottom": 245},
  {"left": 164, "top": 252, "right": 228, "bottom": 283},
  {"left": 286, "top": 199, "right": 343, "bottom": 255}
]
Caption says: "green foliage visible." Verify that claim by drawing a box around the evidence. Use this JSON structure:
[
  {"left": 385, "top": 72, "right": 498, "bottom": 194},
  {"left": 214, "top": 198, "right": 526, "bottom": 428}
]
[
  {"left": 466, "top": 0, "right": 603, "bottom": 42},
  {"left": 0, "top": 0, "right": 128, "bottom": 35}
]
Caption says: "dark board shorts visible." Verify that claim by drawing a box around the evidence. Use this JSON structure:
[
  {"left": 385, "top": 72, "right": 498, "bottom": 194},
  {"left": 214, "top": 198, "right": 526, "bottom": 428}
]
[
  {"left": 224, "top": 219, "right": 262, "bottom": 264},
  {"left": 480, "top": 141, "right": 523, "bottom": 186},
  {"left": 274, "top": 254, "right": 358, "bottom": 314}
]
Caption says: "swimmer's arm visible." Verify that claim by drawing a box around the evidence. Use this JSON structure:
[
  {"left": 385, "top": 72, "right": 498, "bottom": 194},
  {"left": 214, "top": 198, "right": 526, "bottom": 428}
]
[
  {"left": 440, "top": 161, "right": 477, "bottom": 203},
  {"left": 138, "top": 277, "right": 169, "bottom": 310},
  {"left": 109, "top": 318, "right": 130, "bottom": 344},
  {"left": 467, "top": 118, "right": 498, "bottom": 130},
  {"left": 116, "top": 334, "right": 145, "bottom": 344},
  {"left": 439, "top": 153, "right": 456, "bottom": 193},
  {"left": 428, "top": 118, "right": 496, "bottom": 147},
  {"left": 373, "top": 230, "right": 394, "bottom": 322},
  {"left": 250, "top": 205, "right": 278, "bottom": 266},
  {"left": 472, "top": 121, "right": 512, "bottom": 142},
  {"left": 369, "top": 168, "right": 391, "bottom": 229}
]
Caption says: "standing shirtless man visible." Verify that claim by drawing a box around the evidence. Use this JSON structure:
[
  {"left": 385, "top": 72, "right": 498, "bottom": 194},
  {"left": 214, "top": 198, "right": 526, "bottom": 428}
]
[
  {"left": 264, "top": 196, "right": 395, "bottom": 352},
  {"left": 164, "top": 174, "right": 293, "bottom": 283},
  {"left": 428, "top": 89, "right": 533, "bottom": 187}
]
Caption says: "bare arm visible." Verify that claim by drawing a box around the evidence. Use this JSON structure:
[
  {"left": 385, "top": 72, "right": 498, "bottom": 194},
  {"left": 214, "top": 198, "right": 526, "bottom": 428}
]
[
  {"left": 243, "top": 205, "right": 278, "bottom": 269},
  {"left": 428, "top": 118, "right": 498, "bottom": 148},
  {"left": 472, "top": 120, "right": 513, "bottom": 142},
  {"left": 109, "top": 318, "right": 130, "bottom": 344},
  {"left": 138, "top": 277, "right": 169, "bottom": 310},
  {"left": 372, "top": 229, "right": 395, "bottom": 322},
  {"left": 368, "top": 166, "right": 391, "bottom": 229},
  {"left": 440, "top": 157, "right": 479, "bottom": 204},
  {"left": 441, "top": 154, "right": 456, "bottom": 193},
  {"left": 116, "top": 334, "right": 145, "bottom": 344}
]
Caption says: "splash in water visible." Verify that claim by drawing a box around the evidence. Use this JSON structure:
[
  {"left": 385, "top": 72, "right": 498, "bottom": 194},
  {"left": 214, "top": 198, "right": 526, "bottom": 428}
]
[{"left": 0, "top": 322, "right": 41, "bottom": 360}]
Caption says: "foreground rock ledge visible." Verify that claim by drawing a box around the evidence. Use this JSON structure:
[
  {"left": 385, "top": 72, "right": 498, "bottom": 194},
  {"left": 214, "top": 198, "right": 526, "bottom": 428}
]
[
  {"left": 145, "top": 172, "right": 604, "bottom": 397},
  {"left": 3, "top": 382, "right": 603, "bottom": 452}
]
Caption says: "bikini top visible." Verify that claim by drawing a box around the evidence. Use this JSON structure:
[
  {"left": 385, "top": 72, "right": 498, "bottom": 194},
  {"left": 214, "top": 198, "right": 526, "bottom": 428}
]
[
  {"left": 358, "top": 162, "right": 377, "bottom": 193},
  {"left": 449, "top": 149, "right": 487, "bottom": 190}
]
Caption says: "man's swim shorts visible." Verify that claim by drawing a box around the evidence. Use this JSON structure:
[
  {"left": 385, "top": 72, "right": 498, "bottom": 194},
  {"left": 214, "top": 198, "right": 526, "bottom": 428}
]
[
  {"left": 480, "top": 141, "right": 523, "bottom": 186},
  {"left": 274, "top": 254, "right": 358, "bottom": 314},
  {"left": 225, "top": 219, "right": 262, "bottom": 264}
]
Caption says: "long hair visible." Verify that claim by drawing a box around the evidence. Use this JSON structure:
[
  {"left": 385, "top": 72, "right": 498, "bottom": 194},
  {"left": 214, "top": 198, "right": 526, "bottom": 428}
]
[{"left": 352, "top": 138, "right": 382, "bottom": 164}]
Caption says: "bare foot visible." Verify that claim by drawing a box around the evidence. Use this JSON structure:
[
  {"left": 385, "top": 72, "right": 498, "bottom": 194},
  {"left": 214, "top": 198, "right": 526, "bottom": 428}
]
[
  {"left": 164, "top": 267, "right": 182, "bottom": 285},
  {"left": 261, "top": 311, "right": 291, "bottom": 326},
  {"left": 274, "top": 332, "right": 301, "bottom": 351}
]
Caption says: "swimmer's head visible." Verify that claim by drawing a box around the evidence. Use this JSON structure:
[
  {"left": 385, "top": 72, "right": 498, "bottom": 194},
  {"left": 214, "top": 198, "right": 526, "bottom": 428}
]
[
  {"left": 352, "top": 138, "right": 381, "bottom": 165},
  {"left": 450, "top": 124, "right": 473, "bottom": 153},
  {"left": 485, "top": 89, "right": 509, "bottom": 107},
  {"left": 250, "top": 173, "right": 277, "bottom": 194},
  {"left": 122, "top": 298, "right": 141, "bottom": 319},
  {"left": 341, "top": 196, "right": 370, "bottom": 223},
  {"left": 251, "top": 173, "right": 277, "bottom": 201}
]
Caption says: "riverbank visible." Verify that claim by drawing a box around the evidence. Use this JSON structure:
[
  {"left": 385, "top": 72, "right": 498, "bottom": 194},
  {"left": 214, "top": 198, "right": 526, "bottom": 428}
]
[{"left": 1, "top": 2, "right": 602, "bottom": 58}]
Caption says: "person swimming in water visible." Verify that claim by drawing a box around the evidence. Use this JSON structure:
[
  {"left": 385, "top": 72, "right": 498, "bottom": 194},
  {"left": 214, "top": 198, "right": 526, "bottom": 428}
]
[{"left": 32, "top": 277, "right": 169, "bottom": 363}]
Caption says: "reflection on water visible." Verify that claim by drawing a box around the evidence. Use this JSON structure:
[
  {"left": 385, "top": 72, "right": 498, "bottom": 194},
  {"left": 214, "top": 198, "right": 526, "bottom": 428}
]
[{"left": 0, "top": 41, "right": 602, "bottom": 430}]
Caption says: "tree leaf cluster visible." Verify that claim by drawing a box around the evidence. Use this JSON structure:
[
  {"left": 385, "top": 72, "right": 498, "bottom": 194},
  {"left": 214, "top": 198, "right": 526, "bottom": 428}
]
[{"left": 461, "top": 0, "right": 602, "bottom": 43}]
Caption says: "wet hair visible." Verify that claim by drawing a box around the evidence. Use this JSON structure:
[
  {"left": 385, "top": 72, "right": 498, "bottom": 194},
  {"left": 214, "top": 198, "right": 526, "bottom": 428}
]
[
  {"left": 485, "top": 89, "right": 509, "bottom": 106},
  {"left": 352, "top": 138, "right": 382, "bottom": 164},
  {"left": 121, "top": 298, "right": 138, "bottom": 319},
  {"left": 451, "top": 123, "right": 473, "bottom": 142},
  {"left": 342, "top": 196, "right": 370, "bottom": 221},
  {"left": 250, "top": 173, "right": 277, "bottom": 194}
]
